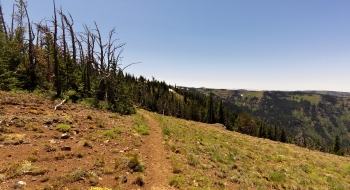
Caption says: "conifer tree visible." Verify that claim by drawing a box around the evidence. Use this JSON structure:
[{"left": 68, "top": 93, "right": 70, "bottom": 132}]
[
  {"left": 206, "top": 92, "right": 214, "bottom": 123},
  {"left": 280, "top": 127, "right": 286, "bottom": 143},
  {"left": 333, "top": 135, "right": 341, "bottom": 154},
  {"left": 216, "top": 99, "right": 225, "bottom": 124}
]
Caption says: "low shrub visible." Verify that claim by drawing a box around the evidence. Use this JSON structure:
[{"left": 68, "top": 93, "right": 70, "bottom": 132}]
[
  {"left": 56, "top": 124, "right": 71, "bottom": 132},
  {"left": 134, "top": 125, "right": 149, "bottom": 135},
  {"left": 169, "top": 175, "right": 185, "bottom": 188},
  {"left": 162, "top": 126, "right": 171, "bottom": 136},
  {"left": 102, "top": 130, "right": 117, "bottom": 139}
]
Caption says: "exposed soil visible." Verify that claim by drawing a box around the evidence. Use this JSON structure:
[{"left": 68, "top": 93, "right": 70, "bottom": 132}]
[
  {"left": 0, "top": 91, "right": 173, "bottom": 189},
  {"left": 138, "top": 111, "right": 174, "bottom": 190}
]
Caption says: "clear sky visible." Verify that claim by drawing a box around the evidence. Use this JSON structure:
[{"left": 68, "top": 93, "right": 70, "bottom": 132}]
[{"left": 1, "top": 0, "right": 350, "bottom": 92}]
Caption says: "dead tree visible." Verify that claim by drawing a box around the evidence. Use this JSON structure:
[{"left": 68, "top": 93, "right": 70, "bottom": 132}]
[
  {"left": 10, "top": 4, "right": 14, "bottom": 40},
  {"left": 23, "top": 2, "right": 37, "bottom": 89},
  {"left": 52, "top": 0, "right": 61, "bottom": 96},
  {"left": 0, "top": 3, "right": 8, "bottom": 41},
  {"left": 81, "top": 24, "right": 96, "bottom": 92},
  {"left": 75, "top": 36, "right": 84, "bottom": 68},
  {"left": 58, "top": 7, "right": 68, "bottom": 88},
  {"left": 36, "top": 23, "right": 54, "bottom": 82},
  {"left": 61, "top": 12, "right": 77, "bottom": 64},
  {"left": 94, "top": 21, "right": 105, "bottom": 73}
]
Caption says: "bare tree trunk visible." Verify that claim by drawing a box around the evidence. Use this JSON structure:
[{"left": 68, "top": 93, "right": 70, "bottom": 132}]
[
  {"left": 53, "top": 0, "right": 61, "bottom": 97},
  {"left": 83, "top": 24, "right": 93, "bottom": 92},
  {"left": 23, "top": 1, "right": 37, "bottom": 89},
  {"left": 94, "top": 21, "right": 104, "bottom": 72},
  {"left": 94, "top": 22, "right": 108, "bottom": 100},
  {"left": 76, "top": 37, "right": 84, "bottom": 68},
  {"left": 44, "top": 25, "right": 52, "bottom": 83},
  {"left": 60, "top": 7, "right": 68, "bottom": 88},
  {"left": 10, "top": 4, "right": 14, "bottom": 40},
  {"left": 0, "top": 4, "right": 8, "bottom": 41},
  {"left": 63, "top": 13, "right": 76, "bottom": 64}
]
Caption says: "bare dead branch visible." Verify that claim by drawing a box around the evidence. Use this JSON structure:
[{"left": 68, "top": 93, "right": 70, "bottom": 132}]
[
  {"left": 94, "top": 21, "right": 105, "bottom": 72},
  {"left": 54, "top": 99, "right": 66, "bottom": 110},
  {"left": 121, "top": 62, "right": 140, "bottom": 72}
]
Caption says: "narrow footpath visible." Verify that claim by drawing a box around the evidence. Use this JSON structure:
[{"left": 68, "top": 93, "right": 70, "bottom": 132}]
[{"left": 139, "top": 111, "right": 174, "bottom": 190}]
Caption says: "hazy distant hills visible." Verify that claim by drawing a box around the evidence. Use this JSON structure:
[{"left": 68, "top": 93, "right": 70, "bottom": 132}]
[
  {"left": 184, "top": 87, "right": 350, "bottom": 149},
  {"left": 303, "top": 91, "right": 350, "bottom": 97}
]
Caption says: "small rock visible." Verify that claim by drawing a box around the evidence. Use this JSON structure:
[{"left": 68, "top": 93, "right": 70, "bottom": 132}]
[
  {"left": 120, "top": 175, "right": 127, "bottom": 183},
  {"left": 42, "top": 145, "right": 50, "bottom": 151},
  {"left": 193, "top": 180, "right": 198, "bottom": 187},
  {"left": 49, "top": 139, "right": 57, "bottom": 144},
  {"left": 43, "top": 120, "right": 53, "bottom": 125},
  {"left": 11, "top": 181, "right": 26, "bottom": 189},
  {"left": 61, "top": 146, "right": 71, "bottom": 151},
  {"left": 22, "top": 140, "right": 31, "bottom": 144},
  {"left": 61, "top": 133, "right": 70, "bottom": 139},
  {"left": 73, "top": 129, "right": 80, "bottom": 134},
  {"left": 0, "top": 174, "right": 5, "bottom": 181},
  {"left": 104, "top": 140, "right": 109, "bottom": 144},
  {"left": 40, "top": 177, "right": 49, "bottom": 182},
  {"left": 31, "top": 178, "right": 37, "bottom": 181}
]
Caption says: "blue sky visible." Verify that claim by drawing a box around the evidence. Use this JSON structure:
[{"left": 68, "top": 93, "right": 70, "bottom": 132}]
[{"left": 1, "top": 0, "right": 350, "bottom": 91}]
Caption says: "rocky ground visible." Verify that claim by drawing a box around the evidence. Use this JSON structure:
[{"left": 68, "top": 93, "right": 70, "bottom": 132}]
[{"left": 0, "top": 91, "right": 173, "bottom": 190}]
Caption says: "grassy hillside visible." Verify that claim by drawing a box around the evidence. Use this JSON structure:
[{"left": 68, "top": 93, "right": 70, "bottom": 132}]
[
  {"left": 191, "top": 88, "right": 350, "bottom": 151},
  {"left": 154, "top": 111, "right": 350, "bottom": 189},
  {"left": 1, "top": 91, "right": 350, "bottom": 189}
]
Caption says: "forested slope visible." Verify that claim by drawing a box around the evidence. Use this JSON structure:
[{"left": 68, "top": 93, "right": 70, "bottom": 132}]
[{"left": 191, "top": 88, "right": 350, "bottom": 153}]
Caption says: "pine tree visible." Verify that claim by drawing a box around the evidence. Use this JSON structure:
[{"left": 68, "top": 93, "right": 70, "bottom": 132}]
[
  {"left": 206, "top": 92, "right": 214, "bottom": 123},
  {"left": 216, "top": 99, "right": 225, "bottom": 124},
  {"left": 280, "top": 127, "right": 286, "bottom": 143},
  {"left": 267, "top": 125, "right": 273, "bottom": 140},
  {"left": 333, "top": 135, "right": 341, "bottom": 154},
  {"left": 234, "top": 112, "right": 258, "bottom": 136}
]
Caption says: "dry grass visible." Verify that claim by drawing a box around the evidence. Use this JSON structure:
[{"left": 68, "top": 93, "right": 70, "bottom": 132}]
[{"left": 152, "top": 112, "right": 350, "bottom": 189}]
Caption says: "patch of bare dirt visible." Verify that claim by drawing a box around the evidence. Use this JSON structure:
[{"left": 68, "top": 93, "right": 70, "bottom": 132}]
[{"left": 138, "top": 111, "right": 174, "bottom": 190}]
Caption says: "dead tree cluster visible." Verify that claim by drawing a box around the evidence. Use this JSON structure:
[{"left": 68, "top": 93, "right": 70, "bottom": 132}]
[{"left": 0, "top": 0, "right": 136, "bottom": 113}]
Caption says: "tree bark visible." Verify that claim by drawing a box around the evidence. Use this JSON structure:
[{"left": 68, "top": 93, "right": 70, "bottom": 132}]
[{"left": 53, "top": 0, "right": 61, "bottom": 97}]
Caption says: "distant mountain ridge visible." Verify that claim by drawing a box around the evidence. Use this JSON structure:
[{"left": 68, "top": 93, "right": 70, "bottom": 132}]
[
  {"left": 303, "top": 90, "right": 350, "bottom": 97},
  {"left": 183, "top": 87, "right": 350, "bottom": 97},
  {"left": 185, "top": 87, "right": 350, "bottom": 150}
]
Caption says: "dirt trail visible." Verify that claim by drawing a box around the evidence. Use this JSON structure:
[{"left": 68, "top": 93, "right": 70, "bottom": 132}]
[{"left": 139, "top": 112, "right": 174, "bottom": 190}]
